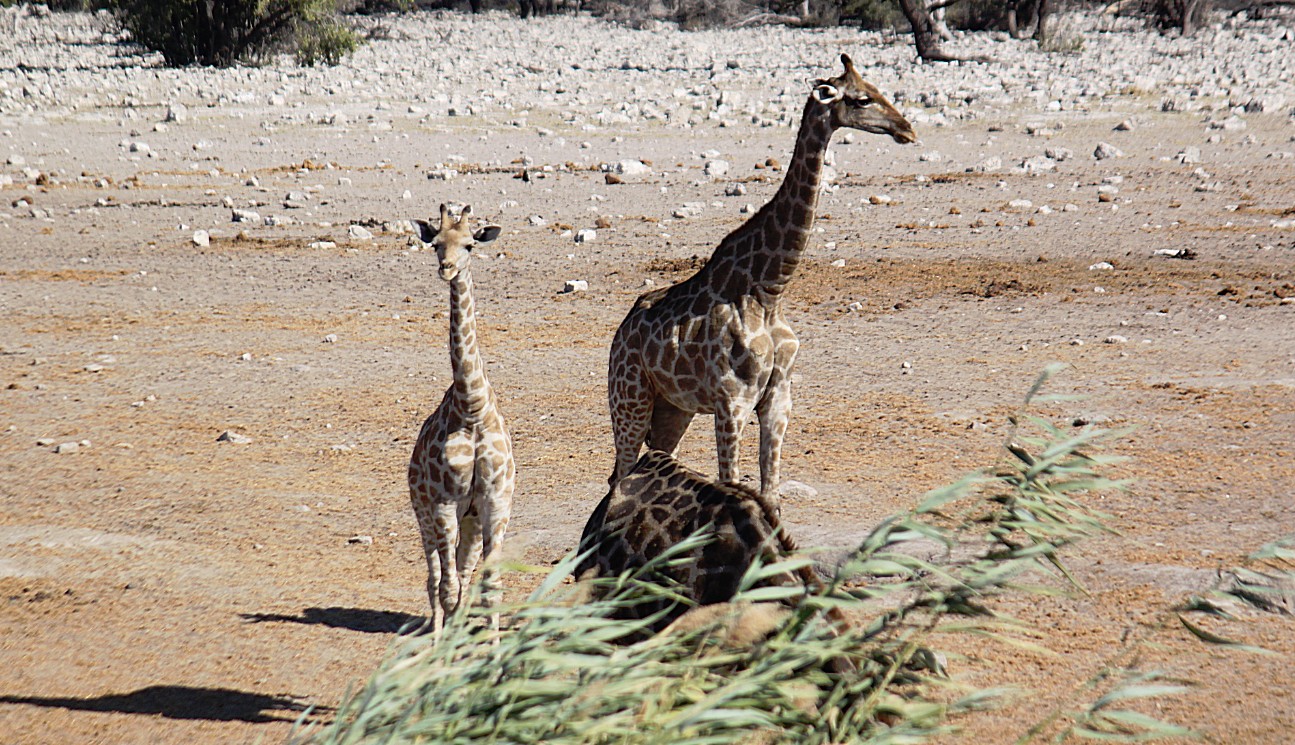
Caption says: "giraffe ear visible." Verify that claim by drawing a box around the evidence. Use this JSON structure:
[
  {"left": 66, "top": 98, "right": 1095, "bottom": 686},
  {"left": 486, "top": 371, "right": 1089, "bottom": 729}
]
[
  {"left": 811, "top": 83, "right": 841, "bottom": 104},
  {"left": 473, "top": 225, "right": 502, "bottom": 244},
  {"left": 840, "top": 53, "right": 857, "bottom": 75},
  {"left": 415, "top": 219, "right": 437, "bottom": 244}
]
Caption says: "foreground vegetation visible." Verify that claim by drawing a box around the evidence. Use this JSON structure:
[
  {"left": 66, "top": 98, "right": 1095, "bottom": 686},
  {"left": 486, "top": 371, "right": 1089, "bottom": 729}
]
[{"left": 287, "top": 366, "right": 1217, "bottom": 744}]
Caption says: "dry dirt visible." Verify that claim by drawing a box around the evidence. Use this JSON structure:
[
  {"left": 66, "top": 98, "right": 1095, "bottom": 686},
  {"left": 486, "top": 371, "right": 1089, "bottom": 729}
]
[{"left": 2, "top": 30, "right": 1295, "bottom": 745}]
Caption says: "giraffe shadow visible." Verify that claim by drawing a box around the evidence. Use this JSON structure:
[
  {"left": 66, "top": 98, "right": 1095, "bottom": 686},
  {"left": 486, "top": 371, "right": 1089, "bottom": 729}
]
[
  {"left": 0, "top": 684, "right": 322, "bottom": 724},
  {"left": 240, "top": 606, "right": 426, "bottom": 635}
]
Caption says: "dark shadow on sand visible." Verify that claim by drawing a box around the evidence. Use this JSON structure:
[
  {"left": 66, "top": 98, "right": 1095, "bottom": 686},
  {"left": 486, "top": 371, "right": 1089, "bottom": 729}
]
[
  {"left": 0, "top": 684, "right": 322, "bottom": 724},
  {"left": 240, "top": 606, "right": 425, "bottom": 634}
]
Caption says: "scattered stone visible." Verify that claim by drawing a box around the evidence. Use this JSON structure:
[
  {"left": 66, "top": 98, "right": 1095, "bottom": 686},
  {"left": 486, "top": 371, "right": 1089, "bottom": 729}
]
[
  {"left": 1045, "top": 146, "right": 1074, "bottom": 162},
  {"left": 574, "top": 228, "right": 596, "bottom": 243},
  {"left": 868, "top": 194, "right": 892, "bottom": 205},
  {"left": 347, "top": 535, "right": 374, "bottom": 545},
  {"left": 778, "top": 480, "right": 818, "bottom": 500},
  {"left": 1153, "top": 248, "right": 1197, "bottom": 259},
  {"left": 323, "top": 333, "right": 338, "bottom": 343},
  {"left": 614, "top": 159, "right": 651, "bottom": 176},
  {"left": 1089, "top": 261, "right": 1115, "bottom": 271},
  {"left": 427, "top": 169, "right": 459, "bottom": 180},
  {"left": 703, "top": 159, "right": 729, "bottom": 177},
  {"left": 562, "top": 279, "right": 588, "bottom": 293},
  {"left": 1113, "top": 119, "right": 1135, "bottom": 131},
  {"left": 348, "top": 225, "right": 373, "bottom": 240},
  {"left": 971, "top": 156, "right": 1002, "bottom": 173},
  {"left": 1022, "top": 155, "right": 1056, "bottom": 173},
  {"left": 216, "top": 431, "right": 252, "bottom": 444},
  {"left": 1093, "top": 142, "right": 1123, "bottom": 160},
  {"left": 528, "top": 215, "right": 547, "bottom": 226},
  {"left": 309, "top": 241, "right": 337, "bottom": 250},
  {"left": 55, "top": 441, "right": 79, "bottom": 454},
  {"left": 164, "top": 103, "right": 187, "bottom": 123},
  {"left": 36, "top": 438, "right": 56, "bottom": 447},
  {"left": 1008, "top": 198, "right": 1033, "bottom": 210},
  {"left": 232, "top": 209, "right": 260, "bottom": 223},
  {"left": 1177, "top": 146, "right": 1202, "bottom": 164},
  {"left": 192, "top": 230, "right": 210, "bottom": 247},
  {"left": 1104, "top": 335, "right": 1128, "bottom": 344}
]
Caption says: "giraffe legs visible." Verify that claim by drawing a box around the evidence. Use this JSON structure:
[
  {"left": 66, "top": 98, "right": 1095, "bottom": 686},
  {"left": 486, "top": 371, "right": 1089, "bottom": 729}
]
[
  {"left": 713, "top": 402, "right": 752, "bottom": 486},
  {"left": 608, "top": 353, "right": 653, "bottom": 486},
  {"left": 646, "top": 399, "right": 695, "bottom": 455},
  {"left": 756, "top": 373, "right": 793, "bottom": 501}
]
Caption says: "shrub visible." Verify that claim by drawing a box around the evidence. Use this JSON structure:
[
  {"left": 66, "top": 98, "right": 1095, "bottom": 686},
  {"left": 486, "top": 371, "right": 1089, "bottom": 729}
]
[
  {"left": 112, "top": 0, "right": 362, "bottom": 67},
  {"left": 295, "top": 18, "right": 362, "bottom": 66}
]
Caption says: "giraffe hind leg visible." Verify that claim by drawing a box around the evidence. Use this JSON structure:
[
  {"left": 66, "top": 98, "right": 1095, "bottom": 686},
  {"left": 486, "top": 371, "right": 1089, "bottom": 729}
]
[{"left": 646, "top": 398, "right": 695, "bottom": 456}]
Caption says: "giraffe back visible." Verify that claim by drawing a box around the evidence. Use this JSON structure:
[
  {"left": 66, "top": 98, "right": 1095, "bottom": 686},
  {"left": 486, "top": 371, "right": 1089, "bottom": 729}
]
[{"left": 576, "top": 450, "right": 811, "bottom": 632}]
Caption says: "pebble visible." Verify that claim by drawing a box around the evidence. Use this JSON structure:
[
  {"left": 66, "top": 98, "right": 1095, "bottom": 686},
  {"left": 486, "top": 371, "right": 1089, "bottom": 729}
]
[
  {"left": 323, "top": 333, "right": 338, "bottom": 343},
  {"left": 192, "top": 230, "right": 210, "bottom": 247},
  {"left": 1022, "top": 155, "right": 1056, "bottom": 173},
  {"left": 348, "top": 225, "right": 373, "bottom": 240},
  {"left": 55, "top": 441, "right": 79, "bottom": 454},
  {"left": 347, "top": 535, "right": 374, "bottom": 545},
  {"left": 574, "top": 228, "right": 596, "bottom": 243},
  {"left": 1089, "top": 261, "right": 1115, "bottom": 271},
  {"left": 562, "top": 279, "right": 588, "bottom": 293},
  {"left": 703, "top": 159, "right": 729, "bottom": 177},
  {"left": 231, "top": 209, "right": 260, "bottom": 223},
  {"left": 309, "top": 241, "right": 337, "bottom": 250},
  {"left": 1104, "top": 335, "right": 1128, "bottom": 344},
  {"left": 216, "top": 431, "right": 252, "bottom": 444}
]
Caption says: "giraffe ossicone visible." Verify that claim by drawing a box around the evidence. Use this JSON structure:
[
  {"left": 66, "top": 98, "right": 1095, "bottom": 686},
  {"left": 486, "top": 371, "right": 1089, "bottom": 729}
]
[
  {"left": 606, "top": 54, "right": 915, "bottom": 501},
  {"left": 408, "top": 202, "right": 515, "bottom": 635}
]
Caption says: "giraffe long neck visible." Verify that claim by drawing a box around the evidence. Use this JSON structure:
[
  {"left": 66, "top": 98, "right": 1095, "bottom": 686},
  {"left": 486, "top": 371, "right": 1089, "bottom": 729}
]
[
  {"left": 447, "top": 266, "right": 491, "bottom": 414},
  {"left": 701, "top": 96, "right": 834, "bottom": 302}
]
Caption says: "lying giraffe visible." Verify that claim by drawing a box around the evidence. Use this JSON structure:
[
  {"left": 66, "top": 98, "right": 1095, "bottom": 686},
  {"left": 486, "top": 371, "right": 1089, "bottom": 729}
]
[
  {"left": 575, "top": 449, "right": 848, "bottom": 636},
  {"left": 408, "top": 204, "right": 514, "bottom": 634},
  {"left": 606, "top": 54, "right": 915, "bottom": 501}
]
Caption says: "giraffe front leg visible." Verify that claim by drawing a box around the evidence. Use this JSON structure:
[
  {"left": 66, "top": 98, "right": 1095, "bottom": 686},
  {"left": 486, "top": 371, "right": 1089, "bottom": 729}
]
[
  {"left": 476, "top": 480, "right": 513, "bottom": 635},
  {"left": 713, "top": 404, "right": 747, "bottom": 485},
  {"left": 757, "top": 375, "right": 793, "bottom": 502},
  {"left": 432, "top": 502, "right": 463, "bottom": 626}
]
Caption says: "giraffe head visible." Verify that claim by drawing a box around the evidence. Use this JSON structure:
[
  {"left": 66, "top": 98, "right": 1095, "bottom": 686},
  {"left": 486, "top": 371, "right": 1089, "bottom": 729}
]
[
  {"left": 415, "top": 204, "right": 502, "bottom": 282},
  {"left": 811, "top": 53, "right": 915, "bottom": 145}
]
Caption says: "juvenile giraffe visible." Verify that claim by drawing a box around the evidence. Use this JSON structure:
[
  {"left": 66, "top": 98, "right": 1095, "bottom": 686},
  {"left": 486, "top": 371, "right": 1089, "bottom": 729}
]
[
  {"left": 607, "top": 54, "right": 915, "bottom": 500},
  {"left": 409, "top": 203, "right": 514, "bottom": 633},
  {"left": 575, "top": 449, "right": 848, "bottom": 637}
]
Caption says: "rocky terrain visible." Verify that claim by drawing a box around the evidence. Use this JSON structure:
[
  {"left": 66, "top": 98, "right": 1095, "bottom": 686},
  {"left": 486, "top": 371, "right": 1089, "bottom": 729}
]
[{"left": 1, "top": 5, "right": 1294, "bottom": 743}]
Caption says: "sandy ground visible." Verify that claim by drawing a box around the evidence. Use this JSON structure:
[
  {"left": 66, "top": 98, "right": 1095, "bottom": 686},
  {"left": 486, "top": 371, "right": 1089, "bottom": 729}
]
[{"left": 2, "top": 11, "right": 1294, "bottom": 744}]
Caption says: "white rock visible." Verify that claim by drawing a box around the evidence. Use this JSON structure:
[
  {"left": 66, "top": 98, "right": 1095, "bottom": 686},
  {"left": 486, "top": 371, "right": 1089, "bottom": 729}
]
[
  {"left": 574, "top": 228, "right": 596, "bottom": 243},
  {"left": 1022, "top": 155, "right": 1056, "bottom": 173},
  {"left": 778, "top": 480, "right": 818, "bottom": 499},
  {"left": 347, "top": 535, "right": 374, "bottom": 545},
  {"left": 349, "top": 225, "right": 373, "bottom": 240},
  {"left": 1089, "top": 261, "right": 1115, "bottom": 270},
  {"left": 309, "top": 241, "right": 337, "bottom": 250},
  {"left": 1009, "top": 198, "right": 1033, "bottom": 209},
  {"left": 1104, "top": 335, "right": 1128, "bottom": 344},
  {"left": 703, "top": 159, "right": 729, "bottom": 177},
  {"left": 614, "top": 159, "right": 651, "bottom": 176},
  {"left": 1177, "top": 146, "right": 1202, "bottom": 164},
  {"left": 192, "top": 230, "right": 210, "bottom": 247},
  {"left": 1045, "top": 146, "right": 1074, "bottom": 162},
  {"left": 1093, "top": 142, "right": 1123, "bottom": 160},
  {"left": 55, "top": 441, "right": 79, "bottom": 454},
  {"left": 232, "top": 209, "right": 260, "bottom": 223},
  {"left": 164, "top": 103, "right": 187, "bottom": 123},
  {"left": 971, "top": 156, "right": 1002, "bottom": 172},
  {"left": 216, "top": 431, "right": 252, "bottom": 444},
  {"left": 562, "top": 279, "right": 588, "bottom": 293},
  {"left": 323, "top": 333, "right": 338, "bottom": 343}
]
